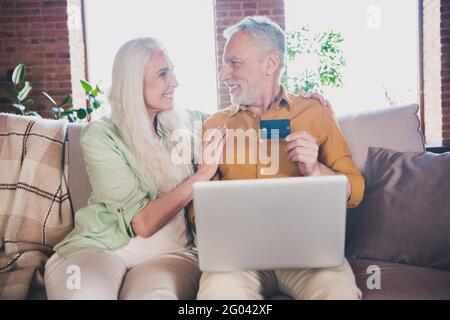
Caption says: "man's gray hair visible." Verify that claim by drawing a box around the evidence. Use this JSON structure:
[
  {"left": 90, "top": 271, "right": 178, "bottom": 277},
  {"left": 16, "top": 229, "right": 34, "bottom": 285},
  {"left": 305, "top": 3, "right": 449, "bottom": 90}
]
[{"left": 223, "top": 16, "right": 286, "bottom": 69}]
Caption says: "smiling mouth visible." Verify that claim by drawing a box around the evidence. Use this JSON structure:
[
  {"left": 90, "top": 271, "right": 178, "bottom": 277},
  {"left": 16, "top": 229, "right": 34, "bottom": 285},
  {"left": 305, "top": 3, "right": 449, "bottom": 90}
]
[
  {"left": 227, "top": 84, "right": 240, "bottom": 94},
  {"left": 163, "top": 93, "right": 174, "bottom": 99}
]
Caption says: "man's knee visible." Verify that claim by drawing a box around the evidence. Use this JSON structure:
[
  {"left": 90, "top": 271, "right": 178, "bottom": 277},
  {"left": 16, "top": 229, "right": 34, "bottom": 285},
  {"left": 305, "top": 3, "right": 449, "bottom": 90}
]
[
  {"left": 121, "top": 287, "right": 178, "bottom": 300},
  {"left": 197, "top": 272, "right": 264, "bottom": 300},
  {"left": 301, "top": 271, "right": 361, "bottom": 300}
]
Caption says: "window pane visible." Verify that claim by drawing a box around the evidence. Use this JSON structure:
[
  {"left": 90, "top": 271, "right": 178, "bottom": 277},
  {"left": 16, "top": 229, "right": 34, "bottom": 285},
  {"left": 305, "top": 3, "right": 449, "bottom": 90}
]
[
  {"left": 84, "top": 0, "right": 217, "bottom": 115},
  {"left": 285, "top": 0, "right": 419, "bottom": 115}
]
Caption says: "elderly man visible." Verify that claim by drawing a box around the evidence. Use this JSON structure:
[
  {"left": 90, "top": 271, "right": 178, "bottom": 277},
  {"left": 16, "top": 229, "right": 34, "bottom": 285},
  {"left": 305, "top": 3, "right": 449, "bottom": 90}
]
[{"left": 194, "top": 16, "right": 365, "bottom": 300}]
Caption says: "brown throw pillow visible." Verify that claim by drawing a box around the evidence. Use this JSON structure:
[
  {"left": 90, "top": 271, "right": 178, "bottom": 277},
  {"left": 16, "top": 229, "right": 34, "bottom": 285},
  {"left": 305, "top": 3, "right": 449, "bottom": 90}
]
[{"left": 346, "top": 147, "right": 450, "bottom": 271}]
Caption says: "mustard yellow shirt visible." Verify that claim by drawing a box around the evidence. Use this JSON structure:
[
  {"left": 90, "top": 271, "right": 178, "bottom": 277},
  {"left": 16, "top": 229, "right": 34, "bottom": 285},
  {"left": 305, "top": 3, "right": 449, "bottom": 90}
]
[{"left": 200, "top": 88, "right": 365, "bottom": 210}]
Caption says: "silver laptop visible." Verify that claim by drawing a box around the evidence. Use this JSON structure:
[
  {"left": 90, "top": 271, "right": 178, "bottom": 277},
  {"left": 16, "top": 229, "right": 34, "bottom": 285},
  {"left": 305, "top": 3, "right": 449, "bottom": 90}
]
[{"left": 192, "top": 175, "right": 347, "bottom": 272}]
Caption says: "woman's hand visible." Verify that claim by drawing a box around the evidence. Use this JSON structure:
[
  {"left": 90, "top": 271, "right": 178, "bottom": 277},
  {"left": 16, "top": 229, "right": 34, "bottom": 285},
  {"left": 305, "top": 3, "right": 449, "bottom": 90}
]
[
  {"left": 299, "top": 91, "right": 334, "bottom": 115},
  {"left": 196, "top": 124, "right": 227, "bottom": 180}
]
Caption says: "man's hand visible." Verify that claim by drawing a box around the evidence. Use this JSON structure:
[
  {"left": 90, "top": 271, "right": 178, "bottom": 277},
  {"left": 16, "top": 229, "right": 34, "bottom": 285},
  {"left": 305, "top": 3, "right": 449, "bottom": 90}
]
[
  {"left": 285, "top": 130, "right": 320, "bottom": 176},
  {"left": 299, "top": 92, "right": 334, "bottom": 115}
]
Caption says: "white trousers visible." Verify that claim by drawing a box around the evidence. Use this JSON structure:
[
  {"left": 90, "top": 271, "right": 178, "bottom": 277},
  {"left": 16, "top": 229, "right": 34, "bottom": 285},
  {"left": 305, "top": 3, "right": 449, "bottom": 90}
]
[
  {"left": 44, "top": 238, "right": 200, "bottom": 300},
  {"left": 197, "top": 259, "right": 361, "bottom": 300}
]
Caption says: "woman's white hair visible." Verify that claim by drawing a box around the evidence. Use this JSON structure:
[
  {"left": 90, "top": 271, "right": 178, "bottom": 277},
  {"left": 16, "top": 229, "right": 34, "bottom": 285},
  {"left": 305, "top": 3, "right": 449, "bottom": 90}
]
[{"left": 108, "top": 37, "right": 194, "bottom": 196}]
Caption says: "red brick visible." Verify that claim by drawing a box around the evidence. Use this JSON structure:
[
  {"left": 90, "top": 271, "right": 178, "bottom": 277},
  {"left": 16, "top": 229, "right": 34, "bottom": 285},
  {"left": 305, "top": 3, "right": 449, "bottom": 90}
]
[
  {"left": 258, "top": 1, "right": 284, "bottom": 9},
  {"left": 0, "top": 17, "right": 15, "bottom": 23},
  {"left": 243, "top": 10, "right": 257, "bottom": 16},
  {"left": 43, "top": 15, "right": 67, "bottom": 22},
  {"left": 1, "top": 2, "right": 14, "bottom": 9},
  {"left": 229, "top": 11, "right": 244, "bottom": 17},
  {"left": 42, "top": 8, "right": 55, "bottom": 16},
  {"left": 257, "top": 9, "right": 271, "bottom": 16},
  {"left": 243, "top": 2, "right": 256, "bottom": 9},
  {"left": 43, "top": 1, "right": 67, "bottom": 8},
  {"left": 272, "top": 9, "right": 284, "bottom": 15},
  {"left": 215, "top": 11, "right": 228, "bottom": 18},
  {"left": 15, "top": 2, "right": 42, "bottom": 9}
]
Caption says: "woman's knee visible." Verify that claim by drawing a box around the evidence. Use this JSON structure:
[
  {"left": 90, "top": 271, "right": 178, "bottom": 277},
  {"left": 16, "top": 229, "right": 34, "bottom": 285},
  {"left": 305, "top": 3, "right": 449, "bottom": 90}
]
[
  {"left": 119, "top": 254, "right": 200, "bottom": 300},
  {"left": 44, "top": 252, "right": 125, "bottom": 300}
]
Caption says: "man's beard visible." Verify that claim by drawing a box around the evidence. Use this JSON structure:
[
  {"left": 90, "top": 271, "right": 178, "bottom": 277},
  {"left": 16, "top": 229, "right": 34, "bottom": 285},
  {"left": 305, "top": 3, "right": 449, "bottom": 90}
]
[{"left": 230, "top": 86, "right": 260, "bottom": 106}]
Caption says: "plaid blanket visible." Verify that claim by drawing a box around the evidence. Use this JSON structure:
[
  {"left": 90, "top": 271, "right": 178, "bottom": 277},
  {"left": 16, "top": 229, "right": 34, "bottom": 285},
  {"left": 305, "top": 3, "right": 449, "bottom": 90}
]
[{"left": 0, "top": 113, "right": 73, "bottom": 299}]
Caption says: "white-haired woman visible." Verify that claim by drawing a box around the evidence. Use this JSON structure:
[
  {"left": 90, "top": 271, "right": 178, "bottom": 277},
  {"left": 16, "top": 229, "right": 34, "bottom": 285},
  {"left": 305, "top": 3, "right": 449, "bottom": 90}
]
[{"left": 44, "top": 37, "right": 226, "bottom": 299}]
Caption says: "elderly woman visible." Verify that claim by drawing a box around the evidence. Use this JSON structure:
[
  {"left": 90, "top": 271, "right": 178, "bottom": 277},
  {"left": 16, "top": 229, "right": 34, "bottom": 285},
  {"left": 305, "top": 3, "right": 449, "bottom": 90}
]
[{"left": 44, "top": 37, "right": 225, "bottom": 300}]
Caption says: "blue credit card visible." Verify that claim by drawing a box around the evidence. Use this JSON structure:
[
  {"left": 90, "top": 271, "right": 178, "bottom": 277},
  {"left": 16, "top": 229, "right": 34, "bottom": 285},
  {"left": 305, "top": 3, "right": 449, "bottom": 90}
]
[{"left": 260, "top": 119, "right": 291, "bottom": 139}]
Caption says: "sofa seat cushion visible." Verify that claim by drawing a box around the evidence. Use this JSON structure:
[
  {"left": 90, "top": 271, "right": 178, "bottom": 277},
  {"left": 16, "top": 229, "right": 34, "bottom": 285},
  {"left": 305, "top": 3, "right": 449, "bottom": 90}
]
[{"left": 350, "top": 258, "right": 450, "bottom": 300}]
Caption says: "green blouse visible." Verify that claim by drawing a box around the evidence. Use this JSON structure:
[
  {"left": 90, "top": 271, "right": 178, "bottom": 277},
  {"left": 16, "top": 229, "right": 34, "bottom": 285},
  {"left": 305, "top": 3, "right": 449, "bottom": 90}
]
[{"left": 54, "top": 110, "right": 208, "bottom": 257}]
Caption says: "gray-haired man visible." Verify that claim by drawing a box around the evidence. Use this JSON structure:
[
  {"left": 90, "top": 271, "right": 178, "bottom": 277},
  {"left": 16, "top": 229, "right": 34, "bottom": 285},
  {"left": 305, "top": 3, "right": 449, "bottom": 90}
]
[{"left": 195, "top": 16, "right": 364, "bottom": 300}]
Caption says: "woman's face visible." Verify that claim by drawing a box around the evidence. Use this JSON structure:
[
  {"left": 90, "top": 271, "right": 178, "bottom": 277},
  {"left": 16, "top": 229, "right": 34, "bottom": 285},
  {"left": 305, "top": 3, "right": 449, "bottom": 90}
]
[{"left": 143, "top": 51, "right": 179, "bottom": 113}]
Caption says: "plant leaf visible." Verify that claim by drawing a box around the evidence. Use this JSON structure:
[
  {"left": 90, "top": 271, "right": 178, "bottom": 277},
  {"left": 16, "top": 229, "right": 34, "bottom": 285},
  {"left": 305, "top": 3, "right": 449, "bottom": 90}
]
[
  {"left": 91, "top": 88, "right": 99, "bottom": 97},
  {"left": 76, "top": 108, "right": 87, "bottom": 119},
  {"left": 17, "top": 83, "right": 32, "bottom": 102},
  {"left": 68, "top": 114, "right": 77, "bottom": 123},
  {"left": 42, "top": 92, "right": 57, "bottom": 106},
  {"left": 12, "top": 64, "right": 25, "bottom": 84},
  {"left": 51, "top": 107, "right": 64, "bottom": 113},
  {"left": 96, "top": 84, "right": 104, "bottom": 94},
  {"left": 62, "top": 108, "right": 76, "bottom": 115},
  {"left": 80, "top": 80, "right": 92, "bottom": 93},
  {"left": 61, "top": 94, "right": 72, "bottom": 107},
  {"left": 4, "top": 85, "right": 18, "bottom": 98},
  {"left": 25, "top": 98, "right": 34, "bottom": 105},
  {"left": 13, "top": 103, "right": 25, "bottom": 111},
  {"left": 93, "top": 100, "right": 101, "bottom": 109}
]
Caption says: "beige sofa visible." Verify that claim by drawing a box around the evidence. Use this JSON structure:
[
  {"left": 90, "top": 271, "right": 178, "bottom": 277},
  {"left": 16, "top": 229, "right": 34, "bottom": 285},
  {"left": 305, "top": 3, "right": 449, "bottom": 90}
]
[{"left": 51, "top": 104, "right": 449, "bottom": 300}]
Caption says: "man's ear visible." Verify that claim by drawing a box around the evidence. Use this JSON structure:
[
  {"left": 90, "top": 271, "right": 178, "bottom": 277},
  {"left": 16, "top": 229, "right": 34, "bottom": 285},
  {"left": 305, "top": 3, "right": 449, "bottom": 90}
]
[{"left": 265, "top": 51, "right": 280, "bottom": 76}]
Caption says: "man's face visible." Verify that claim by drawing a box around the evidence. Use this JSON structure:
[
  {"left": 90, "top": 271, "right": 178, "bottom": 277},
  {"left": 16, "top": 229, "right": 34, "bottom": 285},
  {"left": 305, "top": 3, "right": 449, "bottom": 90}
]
[{"left": 219, "top": 31, "right": 267, "bottom": 106}]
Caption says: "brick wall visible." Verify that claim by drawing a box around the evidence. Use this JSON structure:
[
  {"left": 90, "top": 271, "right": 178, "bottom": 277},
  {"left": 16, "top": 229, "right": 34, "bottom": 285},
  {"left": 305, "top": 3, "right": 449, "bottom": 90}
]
[
  {"left": 423, "top": 0, "right": 442, "bottom": 145},
  {"left": 214, "top": 0, "right": 285, "bottom": 109},
  {"left": 441, "top": 0, "right": 450, "bottom": 145},
  {"left": 423, "top": 0, "right": 450, "bottom": 146},
  {"left": 0, "top": 0, "right": 85, "bottom": 116},
  {"left": 1, "top": 0, "right": 447, "bottom": 143}
]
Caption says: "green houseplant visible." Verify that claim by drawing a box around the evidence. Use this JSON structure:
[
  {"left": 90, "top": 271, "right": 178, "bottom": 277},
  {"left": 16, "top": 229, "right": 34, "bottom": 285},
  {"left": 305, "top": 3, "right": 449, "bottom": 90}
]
[
  {"left": 283, "top": 26, "right": 346, "bottom": 95},
  {"left": 1, "top": 64, "right": 104, "bottom": 122}
]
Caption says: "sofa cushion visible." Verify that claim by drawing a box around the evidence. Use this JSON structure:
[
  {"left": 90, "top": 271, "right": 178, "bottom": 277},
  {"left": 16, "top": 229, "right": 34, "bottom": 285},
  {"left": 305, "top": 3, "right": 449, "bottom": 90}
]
[
  {"left": 68, "top": 123, "right": 92, "bottom": 214},
  {"left": 350, "top": 258, "right": 450, "bottom": 300},
  {"left": 337, "top": 104, "right": 425, "bottom": 172},
  {"left": 347, "top": 147, "right": 450, "bottom": 271}
]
